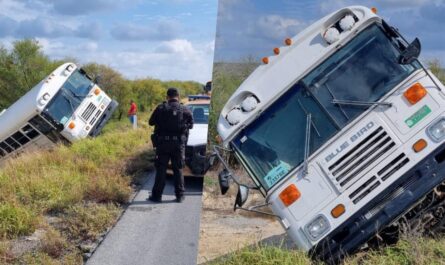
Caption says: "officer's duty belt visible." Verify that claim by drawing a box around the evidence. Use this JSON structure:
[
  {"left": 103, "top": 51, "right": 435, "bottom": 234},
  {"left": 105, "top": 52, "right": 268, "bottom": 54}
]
[{"left": 158, "top": 136, "right": 180, "bottom": 141}]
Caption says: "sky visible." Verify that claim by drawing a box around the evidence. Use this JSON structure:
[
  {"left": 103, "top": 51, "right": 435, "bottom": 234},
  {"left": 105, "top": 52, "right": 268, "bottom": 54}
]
[
  {"left": 215, "top": 0, "right": 445, "bottom": 64},
  {"left": 0, "top": 0, "right": 217, "bottom": 83}
]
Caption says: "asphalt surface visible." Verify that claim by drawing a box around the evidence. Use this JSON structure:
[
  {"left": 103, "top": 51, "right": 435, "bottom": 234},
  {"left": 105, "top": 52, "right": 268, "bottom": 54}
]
[{"left": 87, "top": 171, "right": 204, "bottom": 265}]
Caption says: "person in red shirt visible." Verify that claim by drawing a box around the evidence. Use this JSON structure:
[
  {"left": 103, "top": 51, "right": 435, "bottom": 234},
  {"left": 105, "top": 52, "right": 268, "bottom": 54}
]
[{"left": 128, "top": 100, "right": 138, "bottom": 129}]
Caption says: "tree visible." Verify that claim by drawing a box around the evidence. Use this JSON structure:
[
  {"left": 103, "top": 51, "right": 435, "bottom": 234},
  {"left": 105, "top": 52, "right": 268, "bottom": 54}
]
[
  {"left": 0, "top": 39, "right": 58, "bottom": 109},
  {"left": 82, "top": 63, "right": 133, "bottom": 119}
]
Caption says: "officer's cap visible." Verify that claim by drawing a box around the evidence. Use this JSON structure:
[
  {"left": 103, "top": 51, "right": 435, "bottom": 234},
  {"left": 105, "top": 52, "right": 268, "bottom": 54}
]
[{"left": 167, "top": 87, "right": 179, "bottom": 97}]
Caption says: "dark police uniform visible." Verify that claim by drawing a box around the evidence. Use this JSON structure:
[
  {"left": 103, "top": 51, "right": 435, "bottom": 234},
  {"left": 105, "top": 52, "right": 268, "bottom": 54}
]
[{"left": 149, "top": 97, "right": 193, "bottom": 202}]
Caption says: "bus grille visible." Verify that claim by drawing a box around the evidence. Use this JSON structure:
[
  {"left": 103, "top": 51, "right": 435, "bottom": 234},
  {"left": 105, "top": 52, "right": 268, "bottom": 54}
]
[
  {"left": 81, "top": 103, "right": 97, "bottom": 121},
  {"left": 348, "top": 153, "right": 409, "bottom": 204},
  {"left": 328, "top": 126, "right": 396, "bottom": 190},
  {"left": 89, "top": 110, "right": 102, "bottom": 125}
]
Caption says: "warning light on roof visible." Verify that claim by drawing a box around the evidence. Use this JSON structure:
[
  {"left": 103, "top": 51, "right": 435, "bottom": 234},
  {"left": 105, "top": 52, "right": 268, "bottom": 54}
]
[
  {"left": 371, "top": 7, "right": 378, "bottom": 14},
  {"left": 285, "top": 38, "right": 292, "bottom": 46},
  {"left": 273, "top": 48, "right": 280, "bottom": 55},
  {"left": 262, "top": 57, "right": 269, "bottom": 64}
]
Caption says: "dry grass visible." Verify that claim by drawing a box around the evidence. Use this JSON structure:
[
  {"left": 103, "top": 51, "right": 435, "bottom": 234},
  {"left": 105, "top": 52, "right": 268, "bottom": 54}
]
[{"left": 0, "top": 119, "right": 153, "bottom": 263}]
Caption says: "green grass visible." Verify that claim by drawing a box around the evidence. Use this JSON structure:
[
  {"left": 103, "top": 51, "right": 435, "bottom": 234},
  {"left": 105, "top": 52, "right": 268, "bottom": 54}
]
[
  {"left": 0, "top": 117, "right": 153, "bottom": 263},
  {"left": 209, "top": 237, "right": 445, "bottom": 265}
]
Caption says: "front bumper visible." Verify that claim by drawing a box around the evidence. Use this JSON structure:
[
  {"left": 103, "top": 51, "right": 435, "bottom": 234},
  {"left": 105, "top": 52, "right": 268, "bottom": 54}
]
[
  {"left": 89, "top": 99, "right": 118, "bottom": 137},
  {"left": 312, "top": 141, "right": 445, "bottom": 261},
  {"left": 185, "top": 144, "right": 207, "bottom": 176}
]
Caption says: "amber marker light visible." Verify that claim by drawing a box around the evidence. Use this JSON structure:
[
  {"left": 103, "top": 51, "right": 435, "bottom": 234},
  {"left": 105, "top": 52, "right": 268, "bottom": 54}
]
[
  {"left": 331, "top": 204, "right": 345, "bottom": 218},
  {"left": 285, "top": 38, "right": 292, "bottom": 46},
  {"left": 404, "top": 83, "right": 427, "bottom": 105},
  {"left": 273, "top": 47, "right": 280, "bottom": 55},
  {"left": 262, "top": 57, "right": 269, "bottom": 64},
  {"left": 279, "top": 184, "right": 301, "bottom": 207},
  {"left": 94, "top": 88, "right": 101, "bottom": 95},
  {"left": 371, "top": 7, "right": 378, "bottom": 14},
  {"left": 413, "top": 139, "right": 427, "bottom": 153},
  {"left": 68, "top": 122, "right": 76, "bottom": 129}
]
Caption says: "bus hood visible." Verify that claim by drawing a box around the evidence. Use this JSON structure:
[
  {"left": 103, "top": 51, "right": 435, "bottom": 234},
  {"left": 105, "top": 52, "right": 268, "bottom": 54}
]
[{"left": 187, "top": 124, "right": 208, "bottom": 146}]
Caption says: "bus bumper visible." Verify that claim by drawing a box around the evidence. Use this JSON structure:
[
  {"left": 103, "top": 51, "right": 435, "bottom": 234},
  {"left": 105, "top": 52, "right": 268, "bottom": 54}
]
[
  {"left": 89, "top": 100, "right": 118, "bottom": 137},
  {"left": 312, "top": 141, "right": 445, "bottom": 262}
]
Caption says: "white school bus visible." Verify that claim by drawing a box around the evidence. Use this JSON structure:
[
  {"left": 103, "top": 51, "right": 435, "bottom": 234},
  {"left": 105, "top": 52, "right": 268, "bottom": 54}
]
[
  {"left": 214, "top": 6, "right": 445, "bottom": 260},
  {"left": 0, "top": 63, "right": 118, "bottom": 164}
]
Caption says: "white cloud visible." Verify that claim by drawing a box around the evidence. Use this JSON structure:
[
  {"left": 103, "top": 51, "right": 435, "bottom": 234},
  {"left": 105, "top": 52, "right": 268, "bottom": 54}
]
[
  {"left": 111, "top": 20, "right": 181, "bottom": 41},
  {"left": 155, "top": 39, "right": 195, "bottom": 54},
  {"left": 90, "top": 40, "right": 213, "bottom": 83},
  {"left": 78, "top": 42, "right": 98, "bottom": 52},
  {"left": 253, "top": 15, "right": 303, "bottom": 40}
]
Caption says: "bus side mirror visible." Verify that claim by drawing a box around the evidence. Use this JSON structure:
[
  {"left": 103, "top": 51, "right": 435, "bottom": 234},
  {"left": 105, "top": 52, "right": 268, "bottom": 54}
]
[
  {"left": 399, "top": 38, "right": 421, "bottom": 65},
  {"left": 218, "top": 169, "right": 231, "bottom": 195},
  {"left": 235, "top": 185, "right": 249, "bottom": 209},
  {"left": 94, "top": 75, "right": 102, "bottom": 84}
]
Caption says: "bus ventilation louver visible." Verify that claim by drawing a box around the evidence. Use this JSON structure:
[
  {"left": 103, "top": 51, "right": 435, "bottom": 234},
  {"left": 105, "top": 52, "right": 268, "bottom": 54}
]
[
  {"left": 328, "top": 126, "right": 396, "bottom": 190},
  {"left": 81, "top": 103, "right": 97, "bottom": 122},
  {"left": 348, "top": 153, "right": 409, "bottom": 204}
]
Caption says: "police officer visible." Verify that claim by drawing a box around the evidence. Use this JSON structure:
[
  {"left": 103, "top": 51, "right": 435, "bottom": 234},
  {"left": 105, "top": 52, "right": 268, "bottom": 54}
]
[{"left": 148, "top": 87, "right": 193, "bottom": 203}]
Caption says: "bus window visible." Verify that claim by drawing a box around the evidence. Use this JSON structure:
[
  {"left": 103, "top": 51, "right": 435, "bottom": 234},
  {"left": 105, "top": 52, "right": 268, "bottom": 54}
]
[
  {"left": 29, "top": 116, "right": 54, "bottom": 135},
  {"left": 12, "top": 131, "right": 30, "bottom": 145},
  {"left": 5, "top": 137, "right": 20, "bottom": 150},
  {"left": 0, "top": 148, "right": 5, "bottom": 157},
  {"left": 0, "top": 142, "right": 13, "bottom": 153},
  {"left": 22, "top": 125, "right": 40, "bottom": 139}
]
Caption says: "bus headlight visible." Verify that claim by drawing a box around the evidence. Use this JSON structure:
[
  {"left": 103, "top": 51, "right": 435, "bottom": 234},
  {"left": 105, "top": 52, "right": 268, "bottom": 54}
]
[
  {"left": 428, "top": 118, "right": 445, "bottom": 142},
  {"left": 226, "top": 108, "right": 242, "bottom": 125},
  {"left": 304, "top": 215, "right": 330, "bottom": 241},
  {"left": 339, "top": 15, "right": 355, "bottom": 31},
  {"left": 323, "top": 27, "right": 340, "bottom": 44},
  {"left": 241, "top": 96, "right": 258, "bottom": 112}
]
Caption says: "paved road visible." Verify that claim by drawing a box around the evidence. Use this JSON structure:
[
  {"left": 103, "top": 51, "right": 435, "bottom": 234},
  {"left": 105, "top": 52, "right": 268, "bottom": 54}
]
[{"left": 87, "top": 171, "right": 204, "bottom": 265}]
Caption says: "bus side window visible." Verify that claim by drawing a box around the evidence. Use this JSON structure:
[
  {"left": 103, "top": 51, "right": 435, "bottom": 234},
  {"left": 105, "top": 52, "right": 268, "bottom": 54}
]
[
  {"left": 0, "top": 142, "right": 13, "bottom": 153},
  {"left": 21, "top": 125, "right": 40, "bottom": 140},
  {"left": 0, "top": 147, "right": 5, "bottom": 157},
  {"left": 5, "top": 137, "right": 20, "bottom": 150},
  {"left": 12, "top": 131, "right": 30, "bottom": 145}
]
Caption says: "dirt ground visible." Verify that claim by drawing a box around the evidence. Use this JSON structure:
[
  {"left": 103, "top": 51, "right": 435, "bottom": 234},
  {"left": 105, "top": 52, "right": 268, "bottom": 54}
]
[{"left": 197, "top": 170, "right": 286, "bottom": 264}]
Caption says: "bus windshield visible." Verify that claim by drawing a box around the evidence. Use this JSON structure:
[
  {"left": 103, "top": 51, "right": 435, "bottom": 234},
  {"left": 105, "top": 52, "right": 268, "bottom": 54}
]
[
  {"left": 44, "top": 70, "right": 93, "bottom": 125},
  {"left": 232, "top": 23, "right": 420, "bottom": 191}
]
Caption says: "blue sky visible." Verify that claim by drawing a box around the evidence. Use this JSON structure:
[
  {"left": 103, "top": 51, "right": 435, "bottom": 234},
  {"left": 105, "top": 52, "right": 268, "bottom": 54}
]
[
  {"left": 0, "top": 0, "right": 217, "bottom": 83},
  {"left": 215, "top": 0, "right": 445, "bottom": 64}
]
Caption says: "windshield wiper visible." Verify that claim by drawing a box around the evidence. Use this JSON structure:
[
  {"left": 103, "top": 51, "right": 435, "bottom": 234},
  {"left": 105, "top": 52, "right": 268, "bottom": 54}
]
[
  {"left": 302, "top": 113, "right": 311, "bottom": 177},
  {"left": 67, "top": 88, "right": 89, "bottom": 100},
  {"left": 332, "top": 99, "right": 393, "bottom": 108}
]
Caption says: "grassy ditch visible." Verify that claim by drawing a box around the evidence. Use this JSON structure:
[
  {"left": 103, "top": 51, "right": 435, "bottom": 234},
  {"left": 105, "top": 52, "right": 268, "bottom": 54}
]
[
  {"left": 0, "top": 120, "right": 153, "bottom": 264},
  {"left": 209, "top": 236, "right": 445, "bottom": 265}
]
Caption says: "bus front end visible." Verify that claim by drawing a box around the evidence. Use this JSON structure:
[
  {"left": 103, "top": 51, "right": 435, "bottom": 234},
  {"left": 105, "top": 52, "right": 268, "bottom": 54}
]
[
  {"left": 36, "top": 63, "right": 118, "bottom": 142},
  {"left": 215, "top": 6, "right": 445, "bottom": 259}
]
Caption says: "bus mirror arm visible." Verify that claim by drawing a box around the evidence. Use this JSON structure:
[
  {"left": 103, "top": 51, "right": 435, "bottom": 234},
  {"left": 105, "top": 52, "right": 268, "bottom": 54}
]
[
  {"left": 213, "top": 145, "right": 259, "bottom": 195},
  {"left": 235, "top": 202, "right": 281, "bottom": 219}
]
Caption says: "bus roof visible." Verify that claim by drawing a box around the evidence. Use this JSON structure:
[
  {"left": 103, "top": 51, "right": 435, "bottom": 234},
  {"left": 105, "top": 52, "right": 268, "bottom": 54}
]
[{"left": 217, "top": 6, "right": 380, "bottom": 144}]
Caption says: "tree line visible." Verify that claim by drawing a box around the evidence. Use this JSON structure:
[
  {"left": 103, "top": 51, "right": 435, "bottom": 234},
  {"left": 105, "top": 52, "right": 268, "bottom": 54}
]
[{"left": 0, "top": 39, "right": 204, "bottom": 118}]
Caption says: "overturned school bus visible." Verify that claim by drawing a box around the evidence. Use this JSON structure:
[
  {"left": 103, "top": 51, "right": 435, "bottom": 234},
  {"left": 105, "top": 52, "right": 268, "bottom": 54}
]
[
  {"left": 0, "top": 63, "right": 118, "bottom": 165},
  {"left": 213, "top": 5, "right": 445, "bottom": 260}
]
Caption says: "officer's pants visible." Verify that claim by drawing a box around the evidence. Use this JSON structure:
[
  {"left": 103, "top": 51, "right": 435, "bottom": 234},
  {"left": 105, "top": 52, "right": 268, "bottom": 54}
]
[{"left": 152, "top": 141, "right": 185, "bottom": 199}]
